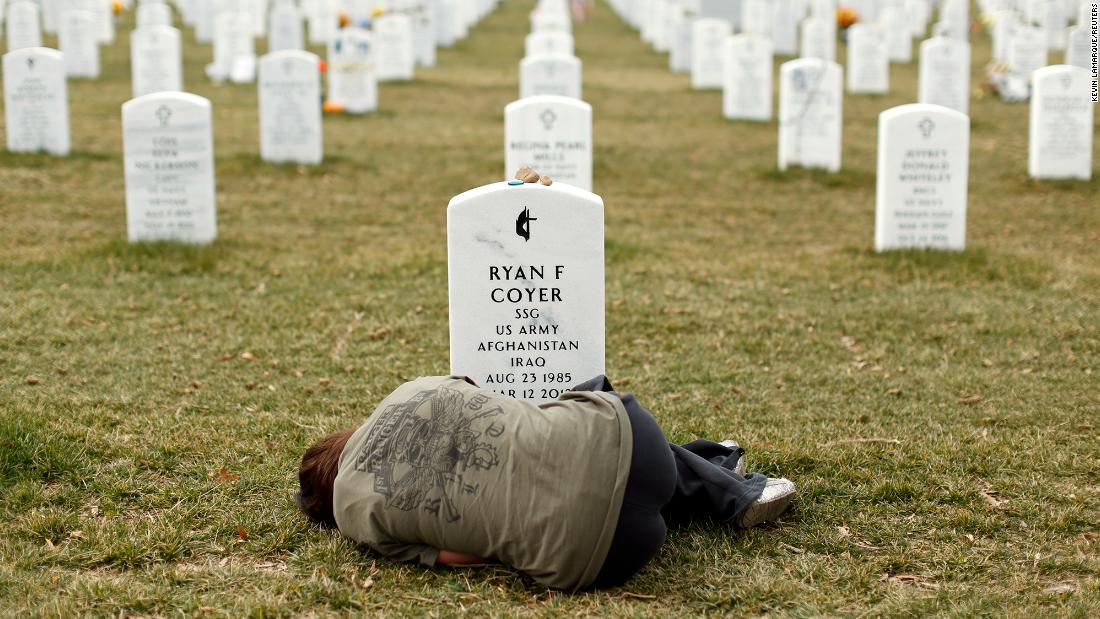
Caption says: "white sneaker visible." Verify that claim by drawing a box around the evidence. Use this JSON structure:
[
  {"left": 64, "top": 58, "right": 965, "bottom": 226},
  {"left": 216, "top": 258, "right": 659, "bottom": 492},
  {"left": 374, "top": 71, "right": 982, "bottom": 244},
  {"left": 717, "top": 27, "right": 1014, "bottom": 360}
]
[
  {"left": 737, "top": 477, "right": 796, "bottom": 529},
  {"left": 719, "top": 440, "right": 747, "bottom": 476}
]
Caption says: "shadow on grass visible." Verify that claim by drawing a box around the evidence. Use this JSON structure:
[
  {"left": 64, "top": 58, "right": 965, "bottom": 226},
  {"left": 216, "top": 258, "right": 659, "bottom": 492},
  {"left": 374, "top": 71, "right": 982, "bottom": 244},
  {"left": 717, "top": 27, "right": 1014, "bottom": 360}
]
[
  {"left": 846, "top": 247, "right": 1051, "bottom": 289},
  {"left": 0, "top": 150, "right": 113, "bottom": 166},
  {"left": 86, "top": 239, "right": 234, "bottom": 276},
  {"left": 753, "top": 165, "right": 876, "bottom": 189},
  {"left": 215, "top": 153, "right": 354, "bottom": 178}
]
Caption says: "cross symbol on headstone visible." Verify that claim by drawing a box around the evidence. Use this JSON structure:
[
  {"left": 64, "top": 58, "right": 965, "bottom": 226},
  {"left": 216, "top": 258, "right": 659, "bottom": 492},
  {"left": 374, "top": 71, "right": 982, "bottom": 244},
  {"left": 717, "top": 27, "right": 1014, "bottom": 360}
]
[
  {"left": 1060, "top": 74, "right": 1072, "bottom": 90},
  {"left": 540, "top": 109, "right": 557, "bottom": 131},
  {"left": 26, "top": 58, "right": 35, "bottom": 71},
  {"left": 918, "top": 117, "right": 935, "bottom": 139},
  {"left": 155, "top": 105, "right": 173, "bottom": 128}
]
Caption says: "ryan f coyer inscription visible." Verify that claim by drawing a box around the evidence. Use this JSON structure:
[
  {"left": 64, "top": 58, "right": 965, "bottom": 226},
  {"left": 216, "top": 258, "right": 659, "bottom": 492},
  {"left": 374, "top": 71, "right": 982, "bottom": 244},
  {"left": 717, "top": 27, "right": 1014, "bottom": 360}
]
[{"left": 481, "top": 264, "right": 580, "bottom": 398}]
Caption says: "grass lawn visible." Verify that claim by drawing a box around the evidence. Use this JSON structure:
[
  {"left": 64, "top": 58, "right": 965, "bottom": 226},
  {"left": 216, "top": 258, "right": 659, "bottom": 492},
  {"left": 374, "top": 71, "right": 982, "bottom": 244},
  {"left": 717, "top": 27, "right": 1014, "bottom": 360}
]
[{"left": 2, "top": 1, "right": 1099, "bottom": 616}]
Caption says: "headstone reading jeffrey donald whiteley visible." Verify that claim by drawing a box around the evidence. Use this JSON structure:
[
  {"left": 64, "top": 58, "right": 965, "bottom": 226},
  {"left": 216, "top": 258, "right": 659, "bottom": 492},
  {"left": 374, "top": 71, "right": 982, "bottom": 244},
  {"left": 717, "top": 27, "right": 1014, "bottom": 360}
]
[
  {"left": 505, "top": 95, "right": 592, "bottom": 191},
  {"left": 875, "top": 103, "right": 969, "bottom": 252},
  {"left": 448, "top": 180, "right": 605, "bottom": 403},
  {"left": 3, "top": 47, "right": 70, "bottom": 156},
  {"left": 122, "top": 92, "right": 217, "bottom": 243}
]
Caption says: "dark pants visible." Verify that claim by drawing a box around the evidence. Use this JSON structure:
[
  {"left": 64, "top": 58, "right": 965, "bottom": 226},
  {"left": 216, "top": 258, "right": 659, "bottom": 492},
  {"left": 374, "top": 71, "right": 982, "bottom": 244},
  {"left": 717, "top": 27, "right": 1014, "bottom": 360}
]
[{"left": 573, "top": 376, "right": 767, "bottom": 590}]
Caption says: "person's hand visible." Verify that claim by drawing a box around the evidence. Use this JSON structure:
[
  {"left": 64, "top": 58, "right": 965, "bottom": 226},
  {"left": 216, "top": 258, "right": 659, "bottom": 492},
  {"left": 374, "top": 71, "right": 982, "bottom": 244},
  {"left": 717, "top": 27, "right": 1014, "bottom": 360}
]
[{"left": 514, "top": 166, "right": 552, "bottom": 186}]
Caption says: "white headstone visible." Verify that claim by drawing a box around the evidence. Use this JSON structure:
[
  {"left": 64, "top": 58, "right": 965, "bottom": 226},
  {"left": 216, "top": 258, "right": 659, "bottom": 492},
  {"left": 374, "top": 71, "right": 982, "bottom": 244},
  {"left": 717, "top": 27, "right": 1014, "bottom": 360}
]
[
  {"left": 258, "top": 50, "right": 322, "bottom": 165},
  {"left": 92, "top": 0, "right": 114, "bottom": 43},
  {"left": 208, "top": 11, "right": 256, "bottom": 83},
  {"left": 881, "top": 6, "right": 913, "bottom": 63},
  {"left": 722, "top": 33, "right": 772, "bottom": 121},
  {"left": 59, "top": 9, "right": 100, "bottom": 79},
  {"left": 918, "top": 36, "right": 970, "bottom": 114},
  {"left": 131, "top": 25, "right": 182, "bottom": 97},
  {"left": 1008, "top": 26, "right": 1048, "bottom": 80},
  {"left": 3, "top": 47, "right": 70, "bottom": 156},
  {"left": 741, "top": 0, "right": 771, "bottom": 37},
  {"left": 778, "top": 58, "right": 842, "bottom": 172},
  {"left": 41, "top": 0, "right": 59, "bottom": 34},
  {"left": 436, "top": 0, "right": 456, "bottom": 46},
  {"left": 447, "top": 181, "right": 605, "bottom": 403},
  {"left": 136, "top": 1, "right": 172, "bottom": 27},
  {"left": 772, "top": 0, "right": 802, "bottom": 56},
  {"left": 1028, "top": 65, "right": 1093, "bottom": 180},
  {"left": 413, "top": 4, "right": 436, "bottom": 67},
  {"left": 846, "top": 23, "right": 889, "bottom": 94},
  {"left": 939, "top": 0, "right": 969, "bottom": 40},
  {"left": 691, "top": 18, "right": 732, "bottom": 89},
  {"left": 875, "top": 103, "right": 969, "bottom": 252},
  {"left": 504, "top": 95, "right": 593, "bottom": 191},
  {"left": 1064, "top": 25, "right": 1091, "bottom": 70},
  {"left": 374, "top": 13, "right": 414, "bottom": 81},
  {"left": 519, "top": 53, "right": 582, "bottom": 99},
  {"left": 524, "top": 29, "right": 573, "bottom": 57},
  {"left": 6, "top": 1, "right": 42, "bottom": 51},
  {"left": 1032, "top": 0, "right": 1067, "bottom": 50},
  {"left": 990, "top": 9, "right": 1016, "bottom": 63},
  {"left": 327, "top": 27, "right": 376, "bottom": 113},
  {"left": 267, "top": 0, "right": 303, "bottom": 52},
  {"left": 122, "top": 92, "right": 217, "bottom": 244},
  {"left": 668, "top": 9, "right": 692, "bottom": 73},
  {"left": 194, "top": 0, "right": 215, "bottom": 43},
  {"left": 799, "top": 17, "right": 835, "bottom": 61},
  {"left": 307, "top": 0, "right": 335, "bottom": 45},
  {"left": 906, "top": 0, "right": 931, "bottom": 38}
]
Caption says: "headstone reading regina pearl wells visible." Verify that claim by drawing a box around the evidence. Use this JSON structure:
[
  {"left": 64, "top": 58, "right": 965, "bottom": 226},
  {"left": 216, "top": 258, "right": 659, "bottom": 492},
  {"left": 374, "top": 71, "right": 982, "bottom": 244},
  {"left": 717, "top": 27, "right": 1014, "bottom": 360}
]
[{"left": 448, "top": 180, "right": 605, "bottom": 403}]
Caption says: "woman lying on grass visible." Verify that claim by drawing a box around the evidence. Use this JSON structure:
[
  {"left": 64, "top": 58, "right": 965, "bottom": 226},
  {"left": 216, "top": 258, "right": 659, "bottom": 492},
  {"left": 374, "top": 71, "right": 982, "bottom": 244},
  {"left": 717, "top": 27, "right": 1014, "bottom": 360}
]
[{"left": 296, "top": 374, "right": 796, "bottom": 590}]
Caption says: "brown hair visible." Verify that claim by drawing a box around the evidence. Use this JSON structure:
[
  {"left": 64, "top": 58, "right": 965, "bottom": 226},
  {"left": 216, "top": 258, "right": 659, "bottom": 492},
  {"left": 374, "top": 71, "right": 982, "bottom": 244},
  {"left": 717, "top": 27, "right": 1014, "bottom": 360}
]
[{"left": 296, "top": 428, "right": 356, "bottom": 527}]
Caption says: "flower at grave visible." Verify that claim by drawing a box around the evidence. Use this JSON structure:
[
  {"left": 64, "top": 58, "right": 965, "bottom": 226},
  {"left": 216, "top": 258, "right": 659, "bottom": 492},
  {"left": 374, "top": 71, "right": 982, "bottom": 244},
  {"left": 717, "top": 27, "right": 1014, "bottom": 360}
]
[
  {"left": 323, "top": 100, "right": 345, "bottom": 113},
  {"left": 372, "top": 7, "right": 386, "bottom": 17},
  {"left": 338, "top": 12, "right": 350, "bottom": 28},
  {"left": 112, "top": 0, "right": 122, "bottom": 14},
  {"left": 837, "top": 6, "right": 859, "bottom": 30}
]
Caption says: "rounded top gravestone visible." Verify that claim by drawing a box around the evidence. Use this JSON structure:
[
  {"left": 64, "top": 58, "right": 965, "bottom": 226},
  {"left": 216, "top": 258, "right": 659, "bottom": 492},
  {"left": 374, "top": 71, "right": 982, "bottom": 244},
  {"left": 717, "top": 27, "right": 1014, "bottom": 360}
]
[
  {"left": 504, "top": 95, "right": 593, "bottom": 192},
  {"left": 875, "top": 103, "right": 970, "bottom": 252},
  {"left": 448, "top": 181, "right": 605, "bottom": 403}
]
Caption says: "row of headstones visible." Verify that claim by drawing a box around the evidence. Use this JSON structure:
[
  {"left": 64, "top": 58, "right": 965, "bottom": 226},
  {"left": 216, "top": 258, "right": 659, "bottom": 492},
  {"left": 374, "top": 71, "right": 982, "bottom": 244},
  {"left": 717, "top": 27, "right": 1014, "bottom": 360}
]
[
  {"left": 508, "top": 0, "right": 590, "bottom": 190},
  {"left": 5, "top": 0, "right": 118, "bottom": 52},
  {"left": 596, "top": 0, "right": 1094, "bottom": 253},
  {"left": 445, "top": 1, "right": 1092, "bottom": 404},
  {"left": 4, "top": 0, "right": 496, "bottom": 84},
  {"left": 519, "top": 0, "right": 581, "bottom": 100},
  {"left": 3, "top": 0, "right": 504, "bottom": 243}
]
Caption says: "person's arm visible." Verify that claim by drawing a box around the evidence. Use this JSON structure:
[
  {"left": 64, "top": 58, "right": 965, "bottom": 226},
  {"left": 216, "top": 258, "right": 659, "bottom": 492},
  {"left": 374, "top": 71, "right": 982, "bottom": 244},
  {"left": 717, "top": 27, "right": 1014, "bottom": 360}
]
[{"left": 435, "top": 549, "right": 492, "bottom": 566}]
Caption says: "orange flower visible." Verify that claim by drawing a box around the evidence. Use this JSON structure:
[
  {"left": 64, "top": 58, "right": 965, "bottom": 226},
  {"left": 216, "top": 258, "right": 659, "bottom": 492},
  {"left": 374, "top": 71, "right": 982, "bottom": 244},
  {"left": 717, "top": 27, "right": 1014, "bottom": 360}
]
[
  {"left": 112, "top": 1, "right": 122, "bottom": 15},
  {"left": 837, "top": 6, "right": 859, "bottom": 29}
]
